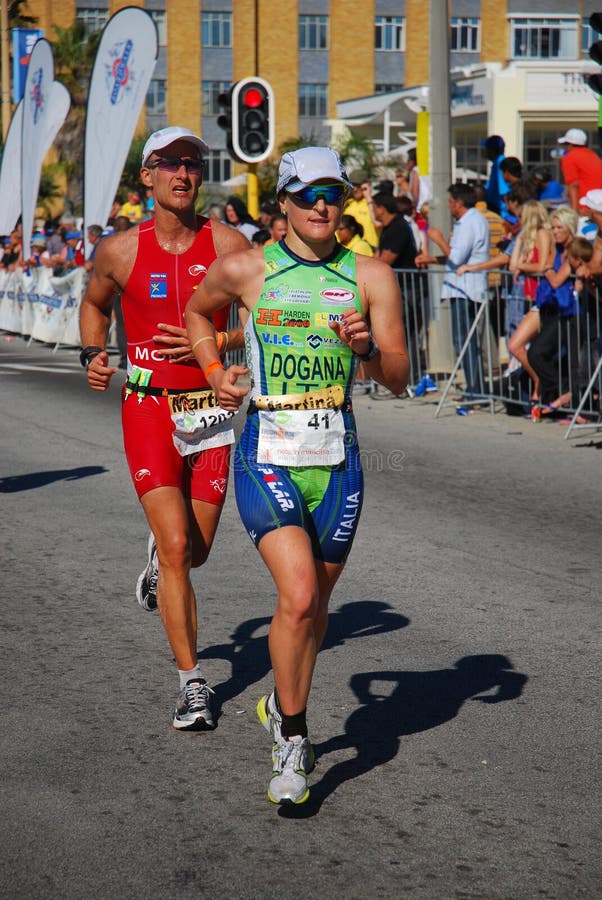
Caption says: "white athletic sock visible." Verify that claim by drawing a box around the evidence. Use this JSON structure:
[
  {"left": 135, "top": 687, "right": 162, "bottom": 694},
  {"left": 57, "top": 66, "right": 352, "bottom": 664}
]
[{"left": 178, "top": 665, "right": 204, "bottom": 689}]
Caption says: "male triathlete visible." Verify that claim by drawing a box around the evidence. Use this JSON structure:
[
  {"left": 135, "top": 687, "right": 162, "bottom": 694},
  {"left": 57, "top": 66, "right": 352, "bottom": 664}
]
[
  {"left": 79, "top": 126, "right": 249, "bottom": 731},
  {"left": 185, "top": 146, "right": 409, "bottom": 804}
]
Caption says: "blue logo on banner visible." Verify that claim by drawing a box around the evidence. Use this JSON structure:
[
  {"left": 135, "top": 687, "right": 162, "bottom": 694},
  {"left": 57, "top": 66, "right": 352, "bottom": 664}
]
[
  {"left": 30, "top": 67, "right": 44, "bottom": 124},
  {"left": 150, "top": 274, "right": 167, "bottom": 299},
  {"left": 106, "top": 39, "right": 134, "bottom": 106}
]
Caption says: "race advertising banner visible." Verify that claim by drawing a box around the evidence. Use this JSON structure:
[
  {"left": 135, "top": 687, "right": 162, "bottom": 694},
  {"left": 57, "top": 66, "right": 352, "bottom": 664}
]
[
  {"left": 20, "top": 39, "right": 70, "bottom": 260},
  {"left": 12, "top": 28, "right": 45, "bottom": 104},
  {"left": 84, "top": 8, "right": 158, "bottom": 256},
  {"left": 0, "top": 101, "right": 23, "bottom": 235}
]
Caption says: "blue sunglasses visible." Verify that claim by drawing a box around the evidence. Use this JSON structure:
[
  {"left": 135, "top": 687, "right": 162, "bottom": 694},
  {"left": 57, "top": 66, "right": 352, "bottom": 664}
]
[{"left": 287, "top": 184, "right": 347, "bottom": 205}]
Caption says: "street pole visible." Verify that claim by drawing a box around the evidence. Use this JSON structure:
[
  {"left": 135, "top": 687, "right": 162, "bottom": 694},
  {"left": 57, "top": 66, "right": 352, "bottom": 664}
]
[
  {"left": 429, "top": 0, "right": 452, "bottom": 234},
  {"left": 426, "top": 0, "right": 454, "bottom": 371},
  {"left": 1, "top": 0, "right": 10, "bottom": 141}
]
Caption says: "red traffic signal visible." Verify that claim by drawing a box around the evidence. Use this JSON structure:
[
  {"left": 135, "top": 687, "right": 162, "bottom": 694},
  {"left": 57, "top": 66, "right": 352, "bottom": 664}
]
[{"left": 231, "top": 77, "right": 275, "bottom": 164}]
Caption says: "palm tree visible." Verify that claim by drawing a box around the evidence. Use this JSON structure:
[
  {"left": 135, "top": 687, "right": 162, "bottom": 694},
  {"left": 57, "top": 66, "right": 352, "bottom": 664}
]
[{"left": 49, "top": 20, "right": 101, "bottom": 214}]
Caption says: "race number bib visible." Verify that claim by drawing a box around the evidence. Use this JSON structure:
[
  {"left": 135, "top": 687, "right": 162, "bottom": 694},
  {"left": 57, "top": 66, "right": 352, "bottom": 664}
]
[
  {"left": 257, "top": 408, "right": 346, "bottom": 466},
  {"left": 168, "top": 390, "right": 236, "bottom": 457}
]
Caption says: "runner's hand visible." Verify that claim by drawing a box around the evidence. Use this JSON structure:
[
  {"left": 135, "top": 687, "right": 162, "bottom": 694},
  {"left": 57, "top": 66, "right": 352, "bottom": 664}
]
[
  {"left": 86, "top": 350, "right": 117, "bottom": 392},
  {"left": 154, "top": 322, "right": 195, "bottom": 362},
  {"left": 329, "top": 308, "right": 370, "bottom": 356},
  {"left": 210, "top": 365, "right": 249, "bottom": 411}
]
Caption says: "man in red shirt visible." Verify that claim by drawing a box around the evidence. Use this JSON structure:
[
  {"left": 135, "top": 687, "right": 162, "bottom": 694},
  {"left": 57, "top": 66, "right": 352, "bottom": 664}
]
[
  {"left": 558, "top": 128, "right": 602, "bottom": 212},
  {"left": 79, "top": 127, "right": 249, "bottom": 732}
]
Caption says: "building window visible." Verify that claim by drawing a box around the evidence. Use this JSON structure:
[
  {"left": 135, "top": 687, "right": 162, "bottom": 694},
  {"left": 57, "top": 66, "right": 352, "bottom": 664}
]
[
  {"left": 202, "top": 80, "right": 231, "bottom": 116},
  {"left": 582, "top": 22, "right": 597, "bottom": 57},
  {"left": 375, "top": 83, "right": 404, "bottom": 94},
  {"left": 299, "top": 83, "right": 327, "bottom": 117},
  {"left": 76, "top": 8, "right": 109, "bottom": 35},
  {"left": 375, "top": 16, "right": 405, "bottom": 52},
  {"left": 451, "top": 17, "right": 480, "bottom": 53},
  {"left": 202, "top": 12, "right": 231, "bottom": 48},
  {"left": 299, "top": 15, "right": 328, "bottom": 50},
  {"left": 146, "top": 79, "right": 166, "bottom": 116},
  {"left": 204, "top": 150, "right": 231, "bottom": 184},
  {"left": 150, "top": 10, "right": 167, "bottom": 47},
  {"left": 510, "top": 17, "right": 578, "bottom": 60}
]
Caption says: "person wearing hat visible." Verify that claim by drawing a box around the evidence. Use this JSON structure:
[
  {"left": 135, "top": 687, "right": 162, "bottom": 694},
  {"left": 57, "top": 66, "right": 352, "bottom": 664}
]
[
  {"left": 482, "top": 134, "right": 509, "bottom": 218},
  {"left": 578, "top": 189, "right": 602, "bottom": 278},
  {"left": 185, "top": 145, "right": 409, "bottom": 804},
  {"left": 28, "top": 234, "right": 50, "bottom": 267},
  {"left": 557, "top": 128, "right": 602, "bottom": 213},
  {"left": 531, "top": 167, "right": 564, "bottom": 208},
  {"left": 79, "top": 126, "right": 250, "bottom": 733},
  {"left": 343, "top": 167, "right": 380, "bottom": 249}
]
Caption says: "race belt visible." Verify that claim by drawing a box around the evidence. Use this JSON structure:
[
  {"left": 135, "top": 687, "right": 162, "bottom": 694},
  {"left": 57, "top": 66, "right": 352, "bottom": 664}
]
[{"left": 252, "top": 385, "right": 349, "bottom": 412}]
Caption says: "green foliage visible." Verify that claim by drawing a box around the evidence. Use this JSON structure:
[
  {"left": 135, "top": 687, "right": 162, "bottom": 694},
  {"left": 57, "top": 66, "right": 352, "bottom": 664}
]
[
  {"left": 332, "top": 132, "right": 378, "bottom": 175},
  {"left": 118, "top": 134, "right": 149, "bottom": 200},
  {"left": 37, "top": 165, "right": 63, "bottom": 217}
]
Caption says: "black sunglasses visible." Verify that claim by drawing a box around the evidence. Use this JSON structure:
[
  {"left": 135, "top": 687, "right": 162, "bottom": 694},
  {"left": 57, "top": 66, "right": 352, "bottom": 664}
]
[{"left": 147, "top": 156, "right": 205, "bottom": 173}]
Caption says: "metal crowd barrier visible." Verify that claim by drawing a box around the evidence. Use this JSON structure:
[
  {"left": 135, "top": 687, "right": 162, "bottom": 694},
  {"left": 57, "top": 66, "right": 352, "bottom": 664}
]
[{"left": 393, "top": 266, "right": 602, "bottom": 437}]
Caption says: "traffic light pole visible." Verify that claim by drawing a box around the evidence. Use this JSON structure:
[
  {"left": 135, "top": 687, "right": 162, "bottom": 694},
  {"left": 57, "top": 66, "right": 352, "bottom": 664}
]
[{"left": 247, "top": 163, "right": 258, "bottom": 220}]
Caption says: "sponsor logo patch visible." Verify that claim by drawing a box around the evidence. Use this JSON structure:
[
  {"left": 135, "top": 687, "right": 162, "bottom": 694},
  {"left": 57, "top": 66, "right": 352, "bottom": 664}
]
[
  {"left": 150, "top": 273, "right": 167, "bottom": 299},
  {"left": 189, "top": 264, "right": 208, "bottom": 277},
  {"left": 320, "top": 288, "right": 356, "bottom": 305}
]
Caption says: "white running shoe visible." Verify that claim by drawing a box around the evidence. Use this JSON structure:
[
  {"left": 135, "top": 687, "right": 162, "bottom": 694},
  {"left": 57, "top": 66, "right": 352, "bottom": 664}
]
[
  {"left": 135, "top": 533, "right": 158, "bottom": 612},
  {"left": 256, "top": 692, "right": 283, "bottom": 744},
  {"left": 172, "top": 679, "right": 216, "bottom": 730},
  {"left": 268, "top": 736, "right": 314, "bottom": 805}
]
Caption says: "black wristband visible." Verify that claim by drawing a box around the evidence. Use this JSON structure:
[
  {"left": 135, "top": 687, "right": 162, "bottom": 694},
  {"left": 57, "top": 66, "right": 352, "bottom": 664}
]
[
  {"left": 79, "top": 345, "right": 104, "bottom": 368},
  {"left": 356, "top": 336, "right": 380, "bottom": 362}
]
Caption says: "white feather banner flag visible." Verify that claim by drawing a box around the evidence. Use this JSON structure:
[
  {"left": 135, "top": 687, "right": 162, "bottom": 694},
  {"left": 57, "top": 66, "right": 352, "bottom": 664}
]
[{"left": 84, "top": 8, "right": 158, "bottom": 255}]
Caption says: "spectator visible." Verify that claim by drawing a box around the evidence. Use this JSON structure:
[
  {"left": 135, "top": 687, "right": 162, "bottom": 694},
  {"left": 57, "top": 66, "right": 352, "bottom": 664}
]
[
  {"left": 528, "top": 216, "right": 590, "bottom": 414},
  {"left": 208, "top": 204, "right": 225, "bottom": 224},
  {"left": 251, "top": 228, "right": 271, "bottom": 248},
  {"left": 481, "top": 134, "right": 510, "bottom": 220},
  {"left": 144, "top": 187, "right": 155, "bottom": 218},
  {"left": 373, "top": 191, "right": 420, "bottom": 387},
  {"left": 84, "top": 224, "right": 104, "bottom": 272},
  {"left": 505, "top": 201, "right": 554, "bottom": 395},
  {"left": 343, "top": 169, "right": 380, "bottom": 250},
  {"left": 395, "top": 166, "right": 411, "bottom": 198},
  {"left": 64, "top": 231, "right": 84, "bottom": 269},
  {"left": 266, "top": 214, "right": 288, "bottom": 244},
  {"left": 257, "top": 199, "right": 280, "bottom": 228},
  {"left": 1, "top": 231, "right": 22, "bottom": 271},
  {"left": 120, "top": 190, "right": 144, "bottom": 224},
  {"left": 27, "top": 234, "right": 50, "bottom": 268},
  {"left": 416, "top": 183, "right": 490, "bottom": 399},
  {"left": 224, "top": 195, "right": 259, "bottom": 242},
  {"left": 406, "top": 148, "right": 431, "bottom": 214},
  {"left": 337, "top": 214, "right": 374, "bottom": 257},
  {"left": 557, "top": 128, "right": 602, "bottom": 213},
  {"left": 500, "top": 157, "right": 524, "bottom": 189},
  {"left": 531, "top": 167, "right": 565, "bottom": 209}
]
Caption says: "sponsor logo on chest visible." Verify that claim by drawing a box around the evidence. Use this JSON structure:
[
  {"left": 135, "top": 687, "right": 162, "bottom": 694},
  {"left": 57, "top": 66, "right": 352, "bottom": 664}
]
[{"left": 149, "top": 273, "right": 168, "bottom": 299}]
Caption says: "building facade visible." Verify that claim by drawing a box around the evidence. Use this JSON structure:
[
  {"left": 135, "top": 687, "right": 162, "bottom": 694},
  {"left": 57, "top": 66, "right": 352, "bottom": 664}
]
[{"left": 23, "top": 1, "right": 602, "bottom": 188}]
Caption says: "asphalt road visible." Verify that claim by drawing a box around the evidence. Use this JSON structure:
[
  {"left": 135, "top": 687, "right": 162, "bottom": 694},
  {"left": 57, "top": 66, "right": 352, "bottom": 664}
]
[{"left": 1, "top": 335, "right": 600, "bottom": 900}]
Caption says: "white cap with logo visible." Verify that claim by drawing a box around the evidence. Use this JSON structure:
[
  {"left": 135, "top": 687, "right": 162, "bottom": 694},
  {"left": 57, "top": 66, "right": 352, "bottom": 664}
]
[
  {"left": 277, "top": 146, "right": 352, "bottom": 193},
  {"left": 557, "top": 128, "right": 587, "bottom": 146},
  {"left": 579, "top": 189, "right": 602, "bottom": 212},
  {"left": 142, "top": 126, "right": 210, "bottom": 166}
]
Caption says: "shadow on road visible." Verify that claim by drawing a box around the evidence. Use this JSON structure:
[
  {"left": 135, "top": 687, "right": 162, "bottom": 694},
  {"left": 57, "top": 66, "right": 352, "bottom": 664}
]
[
  {"left": 279, "top": 653, "right": 528, "bottom": 819},
  {"left": 199, "top": 600, "right": 410, "bottom": 707},
  {"left": 0, "top": 465, "right": 108, "bottom": 492}
]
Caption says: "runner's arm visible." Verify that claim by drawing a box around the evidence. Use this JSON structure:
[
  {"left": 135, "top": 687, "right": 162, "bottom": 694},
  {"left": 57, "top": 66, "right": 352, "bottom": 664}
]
[
  {"left": 330, "top": 256, "right": 409, "bottom": 397},
  {"left": 79, "top": 238, "right": 121, "bottom": 391}
]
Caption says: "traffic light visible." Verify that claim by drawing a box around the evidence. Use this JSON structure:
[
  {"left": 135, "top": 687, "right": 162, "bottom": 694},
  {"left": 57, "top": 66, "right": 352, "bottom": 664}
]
[
  {"left": 217, "top": 77, "right": 275, "bottom": 165},
  {"left": 587, "top": 13, "right": 602, "bottom": 94}
]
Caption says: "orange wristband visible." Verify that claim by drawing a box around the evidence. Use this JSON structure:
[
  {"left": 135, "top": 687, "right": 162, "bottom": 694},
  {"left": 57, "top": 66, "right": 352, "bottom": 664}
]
[{"left": 204, "top": 360, "right": 224, "bottom": 379}]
